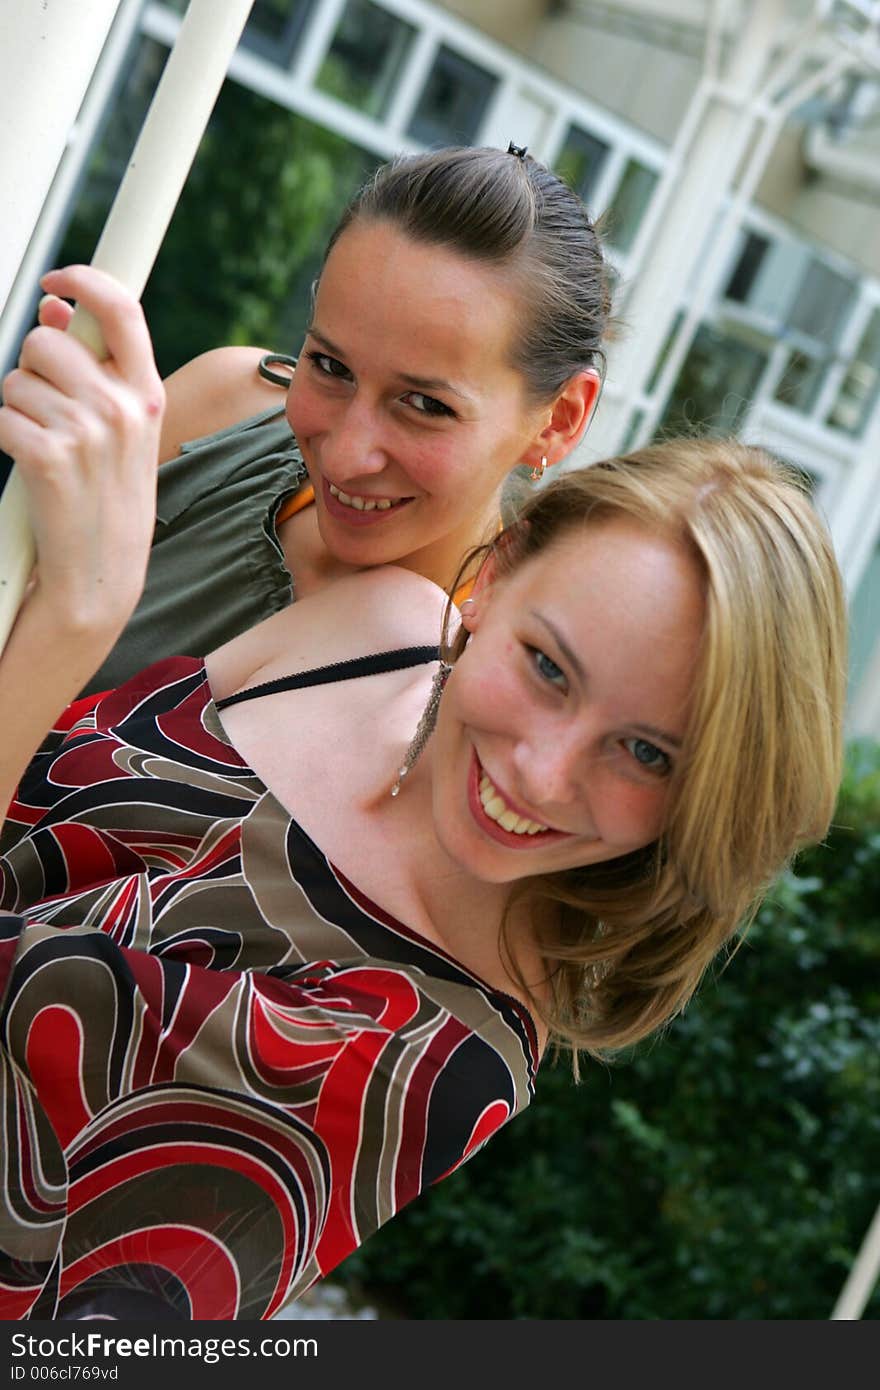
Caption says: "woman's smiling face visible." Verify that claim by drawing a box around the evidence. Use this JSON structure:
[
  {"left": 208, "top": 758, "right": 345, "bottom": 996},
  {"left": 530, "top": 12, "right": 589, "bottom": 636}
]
[
  {"left": 285, "top": 218, "right": 554, "bottom": 590},
  {"left": 429, "top": 516, "right": 706, "bottom": 884}
]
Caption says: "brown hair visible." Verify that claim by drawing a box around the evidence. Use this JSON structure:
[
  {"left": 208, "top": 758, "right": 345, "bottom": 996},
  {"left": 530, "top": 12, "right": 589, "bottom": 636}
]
[
  {"left": 323, "top": 144, "right": 611, "bottom": 402},
  {"left": 443, "top": 438, "right": 847, "bottom": 1062}
]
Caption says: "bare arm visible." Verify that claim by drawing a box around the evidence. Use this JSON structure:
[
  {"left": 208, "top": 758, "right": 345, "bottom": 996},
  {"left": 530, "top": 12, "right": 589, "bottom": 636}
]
[
  {"left": 0, "top": 267, "right": 165, "bottom": 812},
  {"left": 158, "top": 345, "right": 285, "bottom": 462}
]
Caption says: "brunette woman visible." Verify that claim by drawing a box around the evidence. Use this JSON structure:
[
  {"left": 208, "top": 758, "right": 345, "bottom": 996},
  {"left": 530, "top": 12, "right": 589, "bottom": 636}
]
[{"left": 37, "top": 144, "right": 609, "bottom": 695}]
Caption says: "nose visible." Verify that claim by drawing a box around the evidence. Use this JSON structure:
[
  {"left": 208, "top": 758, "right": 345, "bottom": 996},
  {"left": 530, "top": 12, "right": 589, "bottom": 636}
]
[
  {"left": 511, "top": 730, "right": 584, "bottom": 811},
  {"left": 322, "top": 397, "right": 388, "bottom": 482}
]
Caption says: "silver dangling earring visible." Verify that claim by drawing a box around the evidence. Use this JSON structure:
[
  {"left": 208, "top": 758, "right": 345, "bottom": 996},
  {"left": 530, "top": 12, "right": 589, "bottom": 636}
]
[
  {"left": 390, "top": 661, "right": 452, "bottom": 798},
  {"left": 529, "top": 455, "right": 548, "bottom": 483}
]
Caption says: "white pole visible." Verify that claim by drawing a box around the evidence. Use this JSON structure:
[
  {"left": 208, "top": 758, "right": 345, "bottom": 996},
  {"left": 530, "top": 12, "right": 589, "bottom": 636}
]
[
  {"left": 831, "top": 1199, "right": 880, "bottom": 1320},
  {"left": 0, "top": 0, "right": 255, "bottom": 656},
  {"left": 0, "top": 0, "right": 124, "bottom": 317},
  {"left": 829, "top": 394, "right": 880, "bottom": 598},
  {"left": 0, "top": 0, "right": 146, "bottom": 374}
]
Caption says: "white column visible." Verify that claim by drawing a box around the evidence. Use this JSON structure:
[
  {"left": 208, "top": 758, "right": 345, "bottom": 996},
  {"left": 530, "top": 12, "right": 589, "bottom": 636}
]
[
  {"left": 829, "top": 400, "right": 880, "bottom": 600},
  {"left": 0, "top": 0, "right": 124, "bottom": 316},
  {"left": 586, "top": 0, "right": 788, "bottom": 459}
]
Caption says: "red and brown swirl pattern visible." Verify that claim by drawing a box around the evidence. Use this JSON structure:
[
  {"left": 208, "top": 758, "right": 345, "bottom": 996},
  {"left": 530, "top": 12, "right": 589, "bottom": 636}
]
[{"left": 0, "top": 659, "right": 537, "bottom": 1320}]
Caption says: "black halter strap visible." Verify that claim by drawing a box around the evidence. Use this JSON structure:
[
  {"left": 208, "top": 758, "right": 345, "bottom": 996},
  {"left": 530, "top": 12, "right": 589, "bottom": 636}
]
[{"left": 214, "top": 645, "right": 441, "bottom": 711}]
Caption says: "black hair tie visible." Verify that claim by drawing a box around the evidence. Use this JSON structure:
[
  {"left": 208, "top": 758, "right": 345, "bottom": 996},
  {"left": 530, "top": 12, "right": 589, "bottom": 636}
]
[{"left": 507, "top": 141, "right": 528, "bottom": 159}]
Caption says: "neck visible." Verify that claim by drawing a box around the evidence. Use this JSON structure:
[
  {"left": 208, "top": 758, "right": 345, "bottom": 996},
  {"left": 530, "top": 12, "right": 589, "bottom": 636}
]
[{"left": 396, "top": 492, "right": 503, "bottom": 593}]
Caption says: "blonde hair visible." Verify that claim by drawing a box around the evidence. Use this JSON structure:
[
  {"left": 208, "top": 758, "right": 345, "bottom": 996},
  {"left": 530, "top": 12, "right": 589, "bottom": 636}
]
[{"left": 444, "top": 438, "right": 847, "bottom": 1060}]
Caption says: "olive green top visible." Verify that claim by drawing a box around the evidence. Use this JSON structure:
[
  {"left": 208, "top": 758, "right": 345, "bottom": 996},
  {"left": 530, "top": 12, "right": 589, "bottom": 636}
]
[{"left": 82, "top": 402, "right": 307, "bottom": 696}]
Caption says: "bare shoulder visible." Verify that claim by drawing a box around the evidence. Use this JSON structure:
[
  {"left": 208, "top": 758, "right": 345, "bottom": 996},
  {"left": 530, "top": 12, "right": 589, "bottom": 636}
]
[
  {"left": 207, "top": 567, "right": 454, "bottom": 698},
  {"left": 324, "top": 567, "right": 453, "bottom": 649},
  {"left": 281, "top": 567, "right": 452, "bottom": 666},
  {"left": 159, "top": 346, "right": 288, "bottom": 463}
]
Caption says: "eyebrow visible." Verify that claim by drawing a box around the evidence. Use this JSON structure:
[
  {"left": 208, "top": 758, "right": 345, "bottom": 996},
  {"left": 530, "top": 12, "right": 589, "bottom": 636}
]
[
  {"left": 530, "top": 611, "right": 684, "bottom": 750},
  {"left": 306, "top": 326, "right": 474, "bottom": 404}
]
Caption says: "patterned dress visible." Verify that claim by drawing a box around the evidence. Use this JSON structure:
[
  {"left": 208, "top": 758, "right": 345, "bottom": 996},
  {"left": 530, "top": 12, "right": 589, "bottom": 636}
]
[{"left": 0, "top": 656, "right": 538, "bottom": 1321}]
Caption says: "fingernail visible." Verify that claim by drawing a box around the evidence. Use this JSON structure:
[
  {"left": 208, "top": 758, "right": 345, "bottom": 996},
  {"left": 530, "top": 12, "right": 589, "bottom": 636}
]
[{"left": 38, "top": 295, "right": 57, "bottom": 310}]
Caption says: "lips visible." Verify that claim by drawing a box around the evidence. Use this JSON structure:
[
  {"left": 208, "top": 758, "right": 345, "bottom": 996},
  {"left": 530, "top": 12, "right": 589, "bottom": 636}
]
[
  {"left": 322, "top": 476, "right": 414, "bottom": 526},
  {"left": 467, "top": 750, "right": 570, "bottom": 850}
]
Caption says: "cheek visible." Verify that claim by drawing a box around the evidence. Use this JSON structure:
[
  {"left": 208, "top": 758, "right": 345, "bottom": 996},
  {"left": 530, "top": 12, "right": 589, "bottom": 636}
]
[
  {"left": 404, "top": 426, "right": 515, "bottom": 505},
  {"left": 285, "top": 376, "right": 325, "bottom": 441},
  {"left": 456, "top": 640, "right": 521, "bottom": 723},
  {"left": 399, "top": 435, "right": 467, "bottom": 499},
  {"left": 599, "top": 777, "right": 669, "bottom": 847}
]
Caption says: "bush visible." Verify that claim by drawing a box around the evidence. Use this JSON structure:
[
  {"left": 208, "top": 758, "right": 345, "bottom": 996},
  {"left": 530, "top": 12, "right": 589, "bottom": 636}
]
[{"left": 337, "top": 741, "right": 880, "bottom": 1319}]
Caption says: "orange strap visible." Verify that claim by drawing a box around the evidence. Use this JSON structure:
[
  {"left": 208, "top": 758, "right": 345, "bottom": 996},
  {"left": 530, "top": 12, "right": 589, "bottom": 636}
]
[
  {"left": 275, "top": 485, "right": 478, "bottom": 603},
  {"left": 276, "top": 484, "right": 315, "bottom": 525},
  {"left": 452, "top": 573, "right": 476, "bottom": 605}
]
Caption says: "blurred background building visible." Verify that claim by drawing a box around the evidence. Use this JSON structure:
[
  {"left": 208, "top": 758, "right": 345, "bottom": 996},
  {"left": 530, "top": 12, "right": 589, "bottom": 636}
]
[{"left": 2, "top": 0, "right": 879, "bottom": 733}]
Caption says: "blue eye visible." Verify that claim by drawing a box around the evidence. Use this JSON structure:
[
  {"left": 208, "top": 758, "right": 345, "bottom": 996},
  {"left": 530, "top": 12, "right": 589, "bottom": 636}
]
[
  {"left": 623, "top": 737, "right": 671, "bottom": 776},
  {"left": 532, "top": 648, "right": 567, "bottom": 690},
  {"left": 403, "top": 391, "right": 455, "bottom": 419},
  {"left": 306, "top": 349, "right": 351, "bottom": 380}
]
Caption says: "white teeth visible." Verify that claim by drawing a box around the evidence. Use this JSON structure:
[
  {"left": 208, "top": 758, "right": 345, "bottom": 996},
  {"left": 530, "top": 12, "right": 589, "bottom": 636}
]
[
  {"left": 478, "top": 772, "right": 548, "bottom": 836},
  {"left": 329, "top": 483, "right": 395, "bottom": 512}
]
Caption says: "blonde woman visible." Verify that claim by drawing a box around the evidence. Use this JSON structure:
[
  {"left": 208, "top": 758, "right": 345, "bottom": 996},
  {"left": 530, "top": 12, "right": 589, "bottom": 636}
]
[{"left": 0, "top": 272, "right": 845, "bottom": 1318}]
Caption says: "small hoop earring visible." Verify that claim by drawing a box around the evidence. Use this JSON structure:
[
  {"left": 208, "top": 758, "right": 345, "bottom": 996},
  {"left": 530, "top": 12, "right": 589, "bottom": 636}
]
[
  {"left": 530, "top": 456, "right": 547, "bottom": 483},
  {"left": 459, "top": 598, "right": 477, "bottom": 619}
]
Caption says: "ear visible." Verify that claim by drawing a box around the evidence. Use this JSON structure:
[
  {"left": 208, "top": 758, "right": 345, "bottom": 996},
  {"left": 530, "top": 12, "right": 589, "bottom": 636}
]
[
  {"left": 460, "top": 520, "right": 529, "bottom": 631},
  {"left": 459, "top": 551, "right": 497, "bottom": 632},
  {"left": 521, "top": 368, "right": 601, "bottom": 475}
]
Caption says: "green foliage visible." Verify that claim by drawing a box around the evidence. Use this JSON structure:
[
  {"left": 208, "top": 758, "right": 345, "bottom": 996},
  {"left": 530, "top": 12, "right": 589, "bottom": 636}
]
[{"left": 338, "top": 741, "right": 880, "bottom": 1318}]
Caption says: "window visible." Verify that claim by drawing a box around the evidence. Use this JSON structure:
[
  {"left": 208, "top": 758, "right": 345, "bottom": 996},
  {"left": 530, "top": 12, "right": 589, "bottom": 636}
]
[
  {"left": 658, "top": 325, "right": 768, "bottom": 437},
  {"left": 164, "top": 0, "right": 317, "bottom": 65},
  {"left": 555, "top": 123, "right": 610, "bottom": 204},
  {"left": 773, "top": 350, "right": 827, "bottom": 413},
  {"left": 724, "top": 231, "right": 770, "bottom": 303},
  {"left": 407, "top": 46, "right": 497, "bottom": 147},
  {"left": 316, "top": 1, "right": 415, "bottom": 120},
  {"left": 827, "top": 307, "right": 880, "bottom": 436},
  {"left": 604, "top": 158, "right": 658, "bottom": 253},
  {"left": 723, "top": 233, "right": 808, "bottom": 325},
  {"left": 241, "top": 0, "right": 318, "bottom": 65},
  {"left": 787, "top": 258, "right": 857, "bottom": 345},
  {"left": 725, "top": 236, "right": 857, "bottom": 350}
]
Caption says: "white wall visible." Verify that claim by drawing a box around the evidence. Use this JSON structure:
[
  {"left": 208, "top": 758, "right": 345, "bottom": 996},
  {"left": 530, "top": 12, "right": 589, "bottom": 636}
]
[{"left": 531, "top": 11, "right": 700, "bottom": 142}]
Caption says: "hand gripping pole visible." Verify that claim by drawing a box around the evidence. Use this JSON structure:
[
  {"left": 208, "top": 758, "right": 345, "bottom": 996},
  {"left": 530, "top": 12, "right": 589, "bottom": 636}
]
[{"left": 0, "top": 0, "right": 255, "bottom": 655}]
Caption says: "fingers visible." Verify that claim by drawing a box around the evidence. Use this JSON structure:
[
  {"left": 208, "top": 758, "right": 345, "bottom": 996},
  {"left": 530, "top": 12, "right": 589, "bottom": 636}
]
[
  {"left": 16, "top": 324, "right": 108, "bottom": 403},
  {"left": 0, "top": 363, "right": 74, "bottom": 435},
  {"left": 0, "top": 266, "right": 163, "bottom": 642},
  {"left": 0, "top": 265, "right": 166, "bottom": 469},
  {"left": 40, "top": 266, "right": 162, "bottom": 400},
  {"left": 37, "top": 295, "right": 74, "bottom": 332}
]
